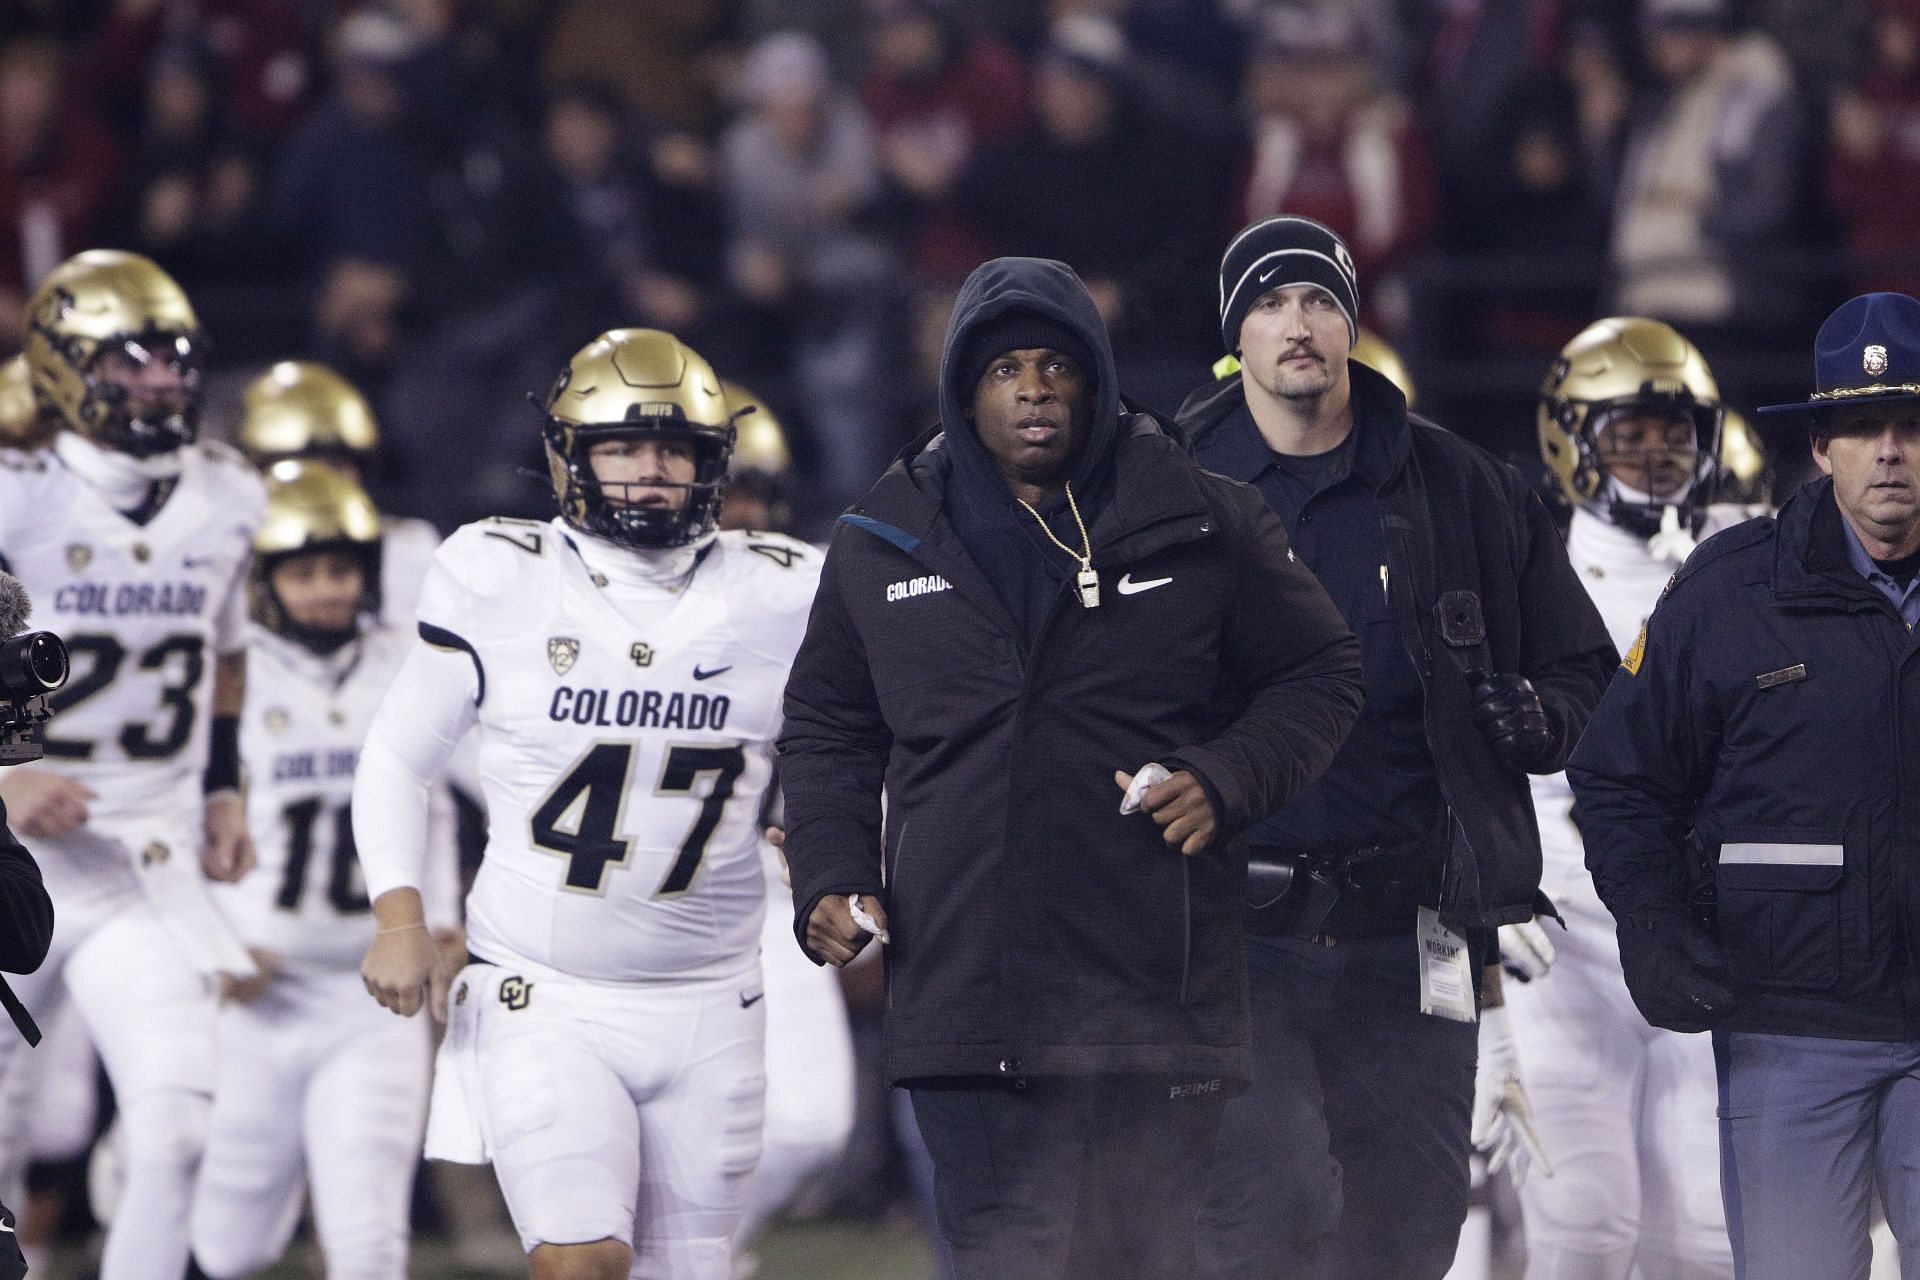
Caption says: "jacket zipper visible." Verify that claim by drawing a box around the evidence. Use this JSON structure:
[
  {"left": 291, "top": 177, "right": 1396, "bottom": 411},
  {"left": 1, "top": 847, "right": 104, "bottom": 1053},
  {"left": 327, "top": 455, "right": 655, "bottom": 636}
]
[{"left": 1379, "top": 515, "right": 1474, "bottom": 902}]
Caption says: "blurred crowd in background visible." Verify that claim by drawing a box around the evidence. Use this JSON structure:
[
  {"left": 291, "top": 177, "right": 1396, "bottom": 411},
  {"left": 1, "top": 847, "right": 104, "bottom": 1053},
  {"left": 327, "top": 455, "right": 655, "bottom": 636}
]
[{"left": 0, "top": 0, "right": 1906, "bottom": 529}]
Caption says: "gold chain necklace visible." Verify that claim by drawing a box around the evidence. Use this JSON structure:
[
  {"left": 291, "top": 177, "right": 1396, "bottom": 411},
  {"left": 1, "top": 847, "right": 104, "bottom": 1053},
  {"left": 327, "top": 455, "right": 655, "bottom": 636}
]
[{"left": 1015, "top": 482, "right": 1100, "bottom": 608}]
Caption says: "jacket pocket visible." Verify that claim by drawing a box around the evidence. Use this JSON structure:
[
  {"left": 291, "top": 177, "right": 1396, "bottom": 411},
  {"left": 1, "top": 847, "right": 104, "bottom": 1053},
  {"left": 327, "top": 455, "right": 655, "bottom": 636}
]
[{"left": 1714, "top": 834, "right": 1844, "bottom": 991}]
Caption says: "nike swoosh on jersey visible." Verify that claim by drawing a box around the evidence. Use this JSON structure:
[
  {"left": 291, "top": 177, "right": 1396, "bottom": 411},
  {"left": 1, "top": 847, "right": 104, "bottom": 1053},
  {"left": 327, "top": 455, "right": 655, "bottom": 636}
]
[
  {"left": 1116, "top": 573, "right": 1173, "bottom": 596},
  {"left": 694, "top": 665, "right": 732, "bottom": 681},
  {"left": 740, "top": 991, "right": 764, "bottom": 1008}
]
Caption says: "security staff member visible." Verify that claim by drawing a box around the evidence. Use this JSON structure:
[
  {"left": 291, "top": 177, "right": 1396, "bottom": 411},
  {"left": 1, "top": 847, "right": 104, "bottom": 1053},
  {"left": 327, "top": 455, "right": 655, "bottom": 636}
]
[
  {"left": 1570, "top": 291, "right": 1920, "bottom": 1280},
  {"left": 1180, "top": 216, "right": 1617, "bottom": 1280},
  {"left": 780, "top": 256, "right": 1364, "bottom": 1280}
]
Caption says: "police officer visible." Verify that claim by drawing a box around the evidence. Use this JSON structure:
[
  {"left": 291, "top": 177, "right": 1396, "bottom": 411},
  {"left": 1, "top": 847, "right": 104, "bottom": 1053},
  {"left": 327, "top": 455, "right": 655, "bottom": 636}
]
[
  {"left": 1181, "top": 216, "right": 1618, "bottom": 1280},
  {"left": 1570, "top": 291, "right": 1920, "bottom": 1279}
]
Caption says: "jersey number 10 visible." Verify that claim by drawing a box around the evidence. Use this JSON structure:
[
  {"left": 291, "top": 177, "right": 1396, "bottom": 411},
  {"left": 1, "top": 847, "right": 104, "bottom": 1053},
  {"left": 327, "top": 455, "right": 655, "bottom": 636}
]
[{"left": 530, "top": 742, "right": 747, "bottom": 897}]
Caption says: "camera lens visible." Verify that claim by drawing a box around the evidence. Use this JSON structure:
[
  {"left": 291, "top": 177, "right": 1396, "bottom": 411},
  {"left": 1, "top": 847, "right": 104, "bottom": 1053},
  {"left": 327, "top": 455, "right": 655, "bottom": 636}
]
[
  {"left": 22, "top": 634, "right": 66, "bottom": 689},
  {"left": 0, "top": 631, "right": 67, "bottom": 701}
]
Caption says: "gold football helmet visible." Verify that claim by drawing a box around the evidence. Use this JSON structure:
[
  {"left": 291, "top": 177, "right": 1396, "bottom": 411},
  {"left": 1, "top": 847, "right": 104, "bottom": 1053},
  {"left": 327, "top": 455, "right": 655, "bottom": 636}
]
[
  {"left": 239, "top": 361, "right": 379, "bottom": 469},
  {"left": 1351, "top": 328, "right": 1417, "bottom": 408},
  {"left": 251, "top": 459, "right": 384, "bottom": 650},
  {"left": 543, "top": 329, "right": 734, "bottom": 549},
  {"left": 718, "top": 380, "right": 792, "bottom": 532},
  {"left": 1716, "top": 408, "right": 1772, "bottom": 506},
  {"left": 1539, "top": 317, "right": 1722, "bottom": 535},
  {"left": 23, "top": 250, "right": 205, "bottom": 457},
  {"left": 0, "top": 355, "right": 52, "bottom": 449}
]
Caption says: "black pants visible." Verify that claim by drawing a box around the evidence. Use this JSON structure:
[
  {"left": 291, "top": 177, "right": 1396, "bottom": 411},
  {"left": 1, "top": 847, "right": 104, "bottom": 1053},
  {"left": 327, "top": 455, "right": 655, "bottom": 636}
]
[
  {"left": 1199, "top": 932, "right": 1480, "bottom": 1280},
  {"left": 909, "top": 1074, "right": 1228, "bottom": 1280}
]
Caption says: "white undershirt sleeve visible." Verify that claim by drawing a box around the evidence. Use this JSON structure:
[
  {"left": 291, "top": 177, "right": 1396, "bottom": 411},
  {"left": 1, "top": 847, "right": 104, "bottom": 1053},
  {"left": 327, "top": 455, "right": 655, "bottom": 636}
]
[{"left": 353, "top": 639, "right": 479, "bottom": 904}]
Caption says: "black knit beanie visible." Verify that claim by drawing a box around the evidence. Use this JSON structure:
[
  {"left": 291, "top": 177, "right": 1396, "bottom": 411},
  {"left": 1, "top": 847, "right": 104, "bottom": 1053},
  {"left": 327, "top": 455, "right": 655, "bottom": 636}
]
[
  {"left": 955, "top": 311, "right": 1099, "bottom": 401},
  {"left": 1218, "top": 215, "right": 1359, "bottom": 353}
]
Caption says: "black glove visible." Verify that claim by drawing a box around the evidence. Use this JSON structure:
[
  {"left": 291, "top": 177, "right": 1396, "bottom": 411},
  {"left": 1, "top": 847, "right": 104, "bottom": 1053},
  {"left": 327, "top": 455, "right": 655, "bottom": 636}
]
[
  {"left": 1470, "top": 672, "right": 1556, "bottom": 772},
  {"left": 0, "top": 1196, "right": 23, "bottom": 1280},
  {"left": 1616, "top": 912, "right": 1737, "bottom": 1033}
]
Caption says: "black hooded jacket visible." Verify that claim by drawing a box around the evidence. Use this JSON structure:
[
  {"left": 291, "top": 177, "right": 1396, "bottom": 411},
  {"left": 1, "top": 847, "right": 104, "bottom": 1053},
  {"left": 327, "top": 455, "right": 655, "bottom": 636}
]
[
  {"left": 1177, "top": 367, "right": 1618, "bottom": 927},
  {"left": 777, "top": 259, "right": 1363, "bottom": 1084}
]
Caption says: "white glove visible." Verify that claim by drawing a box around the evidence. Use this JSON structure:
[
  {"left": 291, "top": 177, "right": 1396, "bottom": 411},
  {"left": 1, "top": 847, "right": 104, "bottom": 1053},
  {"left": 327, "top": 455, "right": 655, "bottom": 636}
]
[
  {"left": 1471, "top": 1005, "right": 1551, "bottom": 1186},
  {"left": 1498, "top": 919, "right": 1557, "bottom": 982}
]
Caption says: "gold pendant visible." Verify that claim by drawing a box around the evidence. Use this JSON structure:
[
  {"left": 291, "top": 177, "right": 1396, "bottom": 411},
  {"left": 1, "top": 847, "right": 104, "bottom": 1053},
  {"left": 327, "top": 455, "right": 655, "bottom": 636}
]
[{"left": 1076, "top": 565, "right": 1100, "bottom": 609}]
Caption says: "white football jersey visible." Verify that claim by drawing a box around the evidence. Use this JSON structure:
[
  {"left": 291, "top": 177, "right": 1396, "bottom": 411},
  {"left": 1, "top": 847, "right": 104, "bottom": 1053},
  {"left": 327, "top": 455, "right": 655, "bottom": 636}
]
[
  {"left": 1532, "top": 505, "right": 1762, "bottom": 912},
  {"left": 0, "top": 442, "right": 264, "bottom": 843},
  {"left": 420, "top": 518, "right": 818, "bottom": 984},
  {"left": 218, "top": 624, "right": 453, "bottom": 968},
  {"left": 380, "top": 514, "right": 440, "bottom": 627}
]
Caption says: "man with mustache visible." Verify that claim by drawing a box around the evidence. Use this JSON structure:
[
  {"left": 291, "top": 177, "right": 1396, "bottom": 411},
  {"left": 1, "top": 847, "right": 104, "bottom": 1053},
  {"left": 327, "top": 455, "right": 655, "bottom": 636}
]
[
  {"left": 1571, "top": 291, "right": 1920, "bottom": 1279},
  {"left": 778, "top": 255, "right": 1364, "bottom": 1278},
  {"left": 1177, "top": 216, "right": 1617, "bottom": 1279}
]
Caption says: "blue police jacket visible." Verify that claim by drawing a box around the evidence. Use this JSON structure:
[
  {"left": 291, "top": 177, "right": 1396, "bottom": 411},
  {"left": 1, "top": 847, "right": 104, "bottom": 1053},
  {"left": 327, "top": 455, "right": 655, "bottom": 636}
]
[{"left": 1570, "top": 478, "right": 1920, "bottom": 1040}]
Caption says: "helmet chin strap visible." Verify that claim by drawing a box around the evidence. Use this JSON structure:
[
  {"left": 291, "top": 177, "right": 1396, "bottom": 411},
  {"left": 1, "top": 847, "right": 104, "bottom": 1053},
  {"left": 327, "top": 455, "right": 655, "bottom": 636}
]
[{"left": 1602, "top": 474, "right": 1699, "bottom": 559}]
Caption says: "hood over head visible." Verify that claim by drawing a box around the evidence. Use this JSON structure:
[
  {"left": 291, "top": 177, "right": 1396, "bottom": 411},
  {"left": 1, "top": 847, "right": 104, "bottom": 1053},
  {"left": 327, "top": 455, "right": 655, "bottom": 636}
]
[{"left": 937, "top": 256, "right": 1121, "bottom": 499}]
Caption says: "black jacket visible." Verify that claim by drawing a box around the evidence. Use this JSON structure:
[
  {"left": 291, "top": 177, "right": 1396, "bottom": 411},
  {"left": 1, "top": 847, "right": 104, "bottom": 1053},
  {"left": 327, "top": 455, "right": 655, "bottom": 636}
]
[
  {"left": 1176, "top": 367, "right": 1617, "bottom": 927},
  {"left": 1571, "top": 480, "right": 1920, "bottom": 1040},
  {"left": 778, "top": 261, "right": 1363, "bottom": 1085},
  {"left": 0, "top": 800, "right": 49, "bottom": 977},
  {"left": 0, "top": 798, "right": 51, "bottom": 1046}
]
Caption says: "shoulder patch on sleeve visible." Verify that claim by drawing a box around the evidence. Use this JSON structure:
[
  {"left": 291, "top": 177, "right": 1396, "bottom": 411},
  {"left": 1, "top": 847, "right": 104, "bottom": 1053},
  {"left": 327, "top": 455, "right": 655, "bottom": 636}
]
[{"left": 1621, "top": 622, "right": 1648, "bottom": 675}]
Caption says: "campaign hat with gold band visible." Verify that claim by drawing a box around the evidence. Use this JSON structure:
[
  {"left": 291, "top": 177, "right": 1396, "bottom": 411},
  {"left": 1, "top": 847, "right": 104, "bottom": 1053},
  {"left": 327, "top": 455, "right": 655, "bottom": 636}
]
[{"left": 1757, "top": 292, "right": 1920, "bottom": 417}]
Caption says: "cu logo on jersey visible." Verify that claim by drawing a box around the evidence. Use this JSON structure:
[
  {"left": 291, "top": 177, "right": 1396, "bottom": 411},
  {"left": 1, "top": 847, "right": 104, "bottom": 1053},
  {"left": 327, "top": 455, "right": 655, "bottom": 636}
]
[
  {"left": 66, "top": 543, "right": 91, "bottom": 573},
  {"left": 499, "top": 977, "right": 533, "bottom": 1011},
  {"left": 630, "top": 642, "right": 654, "bottom": 667},
  {"left": 547, "top": 636, "right": 580, "bottom": 676}
]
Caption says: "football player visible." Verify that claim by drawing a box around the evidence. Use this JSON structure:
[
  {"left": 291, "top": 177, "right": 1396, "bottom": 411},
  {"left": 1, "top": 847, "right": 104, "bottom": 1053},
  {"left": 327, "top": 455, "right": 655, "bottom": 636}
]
[
  {"left": 710, "top": 384, "right": 856, "bottom": 1247},
  {"left": 237, "top": 361, "right": 442, "bottom": 624},
  {"left": 1502, "top": 317, "right": 1754, "bottom": 1279},
  {"left": 0, "top": 249, "right": 265, "bottom": 1280},
  {"left": 353, "top": 330, "right": 819, "bottom": 1280},
  {"left": 192, "top": 461, "right": 459, "bottom": 1280}
]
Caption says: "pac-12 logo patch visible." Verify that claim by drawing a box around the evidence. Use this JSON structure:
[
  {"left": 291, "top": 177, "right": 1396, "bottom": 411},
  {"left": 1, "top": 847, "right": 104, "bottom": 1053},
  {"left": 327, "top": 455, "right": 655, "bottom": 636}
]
[
  {"left": 499, "top": 977, "right": 533, "bottom": 1011},
  {"left": 547, "top": 637, "right": 580, "bottom": 676}
]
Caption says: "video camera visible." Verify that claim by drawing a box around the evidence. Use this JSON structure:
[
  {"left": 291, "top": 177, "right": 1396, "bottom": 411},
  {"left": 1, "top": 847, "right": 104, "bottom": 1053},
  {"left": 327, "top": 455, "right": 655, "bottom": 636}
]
[
  {"left": 0, "top": 573, "right": 67, "bottom": 766},
  {"left": 0, "top": 631, "right": 66, "bottom": 766}
]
